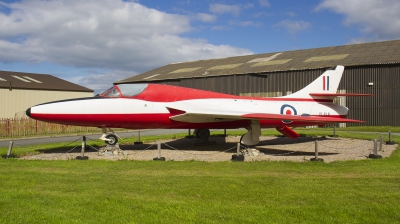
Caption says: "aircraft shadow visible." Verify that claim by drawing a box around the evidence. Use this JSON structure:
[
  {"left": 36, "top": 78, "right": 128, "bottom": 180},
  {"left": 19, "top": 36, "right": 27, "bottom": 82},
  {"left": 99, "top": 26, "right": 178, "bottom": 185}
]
[
  {"left": 257, "top": 148, "right": 339, "bottom": 156},
  {"left": 120, "top": 136, "right": 235, "bottom": 152},
  {"left": 257, "top": 136, "right": 340, "bottom": 156},
  {"left": 35, "top": 135, "right": 340, "bottom": 156},
  {"left": 258, "top": 136, "right": 335, "bottom": 146}
]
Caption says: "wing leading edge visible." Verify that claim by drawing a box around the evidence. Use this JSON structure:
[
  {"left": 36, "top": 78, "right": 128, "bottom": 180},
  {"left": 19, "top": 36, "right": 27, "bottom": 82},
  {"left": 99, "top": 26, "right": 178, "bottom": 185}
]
[{"left": 241, "top": 113, "right": 365, "bottom": 123}]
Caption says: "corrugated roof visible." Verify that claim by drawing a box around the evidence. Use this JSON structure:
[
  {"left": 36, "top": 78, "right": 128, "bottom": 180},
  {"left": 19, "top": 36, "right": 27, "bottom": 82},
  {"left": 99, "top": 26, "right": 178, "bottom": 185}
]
[
  {"left": 116, "top": 39, "right": 400, "bottom": 84},
  {"left": 0, "top": 71, "right": 93, "bottom": 92}
]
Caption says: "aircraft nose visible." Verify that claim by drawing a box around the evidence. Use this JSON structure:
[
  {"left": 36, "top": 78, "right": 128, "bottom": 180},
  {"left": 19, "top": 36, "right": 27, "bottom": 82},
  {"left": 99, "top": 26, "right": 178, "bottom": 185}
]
[{"left": 26, "top": 107, "right": 32, "bottom": 118}]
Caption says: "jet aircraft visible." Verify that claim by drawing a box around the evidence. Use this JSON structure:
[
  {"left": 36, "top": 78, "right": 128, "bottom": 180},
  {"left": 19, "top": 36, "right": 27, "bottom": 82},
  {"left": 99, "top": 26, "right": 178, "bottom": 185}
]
[{"left": 26, "top": 65, "right": 370, "bottom": 146}]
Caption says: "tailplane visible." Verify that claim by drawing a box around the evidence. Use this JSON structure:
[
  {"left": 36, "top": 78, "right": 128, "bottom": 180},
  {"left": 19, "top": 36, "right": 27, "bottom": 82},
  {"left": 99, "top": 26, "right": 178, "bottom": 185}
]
[{"left": 282, "top": 65, "right": 344, "bottom": 99}]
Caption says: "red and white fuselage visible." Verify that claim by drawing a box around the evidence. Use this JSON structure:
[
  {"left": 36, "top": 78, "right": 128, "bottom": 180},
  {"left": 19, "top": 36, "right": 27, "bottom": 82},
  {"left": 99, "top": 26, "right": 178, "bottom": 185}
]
[{"left": 26, "top": 65, "right": 367, "bottom": 145}]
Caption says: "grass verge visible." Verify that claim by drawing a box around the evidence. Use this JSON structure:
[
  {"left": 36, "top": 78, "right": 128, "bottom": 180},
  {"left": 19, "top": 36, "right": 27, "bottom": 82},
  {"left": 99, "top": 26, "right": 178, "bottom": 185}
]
[
  {"left": 0, "top": 127, "right": 399, "bottom": 223},
  {"left": 1, "top": 157, "right": 399, "bottom": 223}
]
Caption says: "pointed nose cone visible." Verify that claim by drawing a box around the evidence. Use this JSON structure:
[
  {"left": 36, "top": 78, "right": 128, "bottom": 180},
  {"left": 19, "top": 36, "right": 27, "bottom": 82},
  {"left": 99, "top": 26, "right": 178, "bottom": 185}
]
[{"left": 26, "top": 107, "right": 32, "bottom": 118}]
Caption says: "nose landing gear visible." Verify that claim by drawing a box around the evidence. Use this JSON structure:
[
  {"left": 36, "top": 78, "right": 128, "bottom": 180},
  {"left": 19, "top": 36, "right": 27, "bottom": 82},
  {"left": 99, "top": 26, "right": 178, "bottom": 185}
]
[{"left": 100, "top": 128, "right": 121, "bottom": 145}]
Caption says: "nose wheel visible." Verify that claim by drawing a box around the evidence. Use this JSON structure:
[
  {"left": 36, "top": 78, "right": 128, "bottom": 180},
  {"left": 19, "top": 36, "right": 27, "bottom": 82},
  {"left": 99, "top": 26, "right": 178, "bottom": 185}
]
[
  {"left": 104, "top": 134, "right": 118, "bottom": 145},
  {"left": 100, "top": 128, "right": 121, "bottom": 145}
]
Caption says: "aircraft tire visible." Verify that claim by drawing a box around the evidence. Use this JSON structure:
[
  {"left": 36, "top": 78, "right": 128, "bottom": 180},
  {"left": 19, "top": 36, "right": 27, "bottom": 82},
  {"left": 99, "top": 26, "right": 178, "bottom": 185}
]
[
  {"left": 105, "top": 134, "right": 118, "bottom": 145},
  {"left": 196, "top": 128, "right": 210, "bottom": 140}
]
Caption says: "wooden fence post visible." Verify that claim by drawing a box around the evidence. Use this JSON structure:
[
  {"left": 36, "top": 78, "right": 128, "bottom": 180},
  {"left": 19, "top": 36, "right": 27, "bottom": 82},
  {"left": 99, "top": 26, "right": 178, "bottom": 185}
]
[{"left": 6, "top": 119, "right": 10, "bottom": 136}]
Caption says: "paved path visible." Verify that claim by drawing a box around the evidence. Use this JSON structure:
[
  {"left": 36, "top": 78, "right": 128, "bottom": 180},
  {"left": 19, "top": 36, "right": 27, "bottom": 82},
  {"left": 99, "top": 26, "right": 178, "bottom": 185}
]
[{"left": 0, "top": 129, "right": 188, "bottom": 147}]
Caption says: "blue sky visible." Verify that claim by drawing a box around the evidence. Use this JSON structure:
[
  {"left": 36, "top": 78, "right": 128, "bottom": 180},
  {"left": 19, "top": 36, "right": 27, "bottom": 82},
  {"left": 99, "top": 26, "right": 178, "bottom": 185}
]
[{"left": 0, "top": 0, "right": 399, "bottom": 93}]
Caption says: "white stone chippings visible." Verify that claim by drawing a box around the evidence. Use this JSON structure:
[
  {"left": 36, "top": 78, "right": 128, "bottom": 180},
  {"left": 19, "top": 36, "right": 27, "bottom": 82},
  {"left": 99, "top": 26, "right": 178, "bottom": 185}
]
[{"left": 19, "top": 136, "right": 397, "bottom": 162}]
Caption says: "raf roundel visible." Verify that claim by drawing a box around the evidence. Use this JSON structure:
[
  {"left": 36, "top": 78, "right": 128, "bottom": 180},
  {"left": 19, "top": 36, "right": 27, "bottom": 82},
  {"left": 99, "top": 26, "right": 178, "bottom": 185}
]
[
  {"left": 280, "top": 104, "right": 297, "bottom": 116},
  {"left": 280, "top": 104, "right": 297, "bottom": 124}
]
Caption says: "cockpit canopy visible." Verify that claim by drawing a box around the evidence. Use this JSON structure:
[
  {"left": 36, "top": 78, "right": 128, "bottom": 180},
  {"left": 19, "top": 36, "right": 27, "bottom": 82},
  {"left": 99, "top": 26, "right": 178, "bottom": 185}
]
[{"left": 99, "top": 84, "right": 148, "bottom": 98}]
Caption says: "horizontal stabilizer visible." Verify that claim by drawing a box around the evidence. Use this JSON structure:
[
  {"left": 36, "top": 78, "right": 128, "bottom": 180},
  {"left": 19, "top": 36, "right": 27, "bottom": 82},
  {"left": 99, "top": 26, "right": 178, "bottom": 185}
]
[{"left": 241, "top": 113, "right": 365, "bottom": 123}]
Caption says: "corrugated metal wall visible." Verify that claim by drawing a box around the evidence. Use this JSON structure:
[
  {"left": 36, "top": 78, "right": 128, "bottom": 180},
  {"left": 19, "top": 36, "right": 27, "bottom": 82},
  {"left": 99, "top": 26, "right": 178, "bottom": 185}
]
[
  {"left": 341, "top": 64, "right": 400, "bottom": 126},
  {"left": 0, "top": 89, "right": 93, "bottom": 118},
  {"left": 146, "top": 64, "right": 399, "bottom": 126}
]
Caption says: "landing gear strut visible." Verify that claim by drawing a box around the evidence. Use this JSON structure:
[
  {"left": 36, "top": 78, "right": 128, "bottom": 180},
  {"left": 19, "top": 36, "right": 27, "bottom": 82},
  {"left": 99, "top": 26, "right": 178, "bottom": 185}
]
[{"left": 100, "top": 128, "right": 121, "bottom": 145}]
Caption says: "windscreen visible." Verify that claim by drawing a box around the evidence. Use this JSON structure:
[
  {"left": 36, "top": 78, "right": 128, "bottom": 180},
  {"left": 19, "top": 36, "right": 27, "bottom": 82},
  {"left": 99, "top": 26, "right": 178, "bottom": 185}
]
[
  {"left": 100, "top": 86, "right": 121, "bottom": 97},
  {"left": 99, "top": 84, "right": 148, "bottom": 98}
]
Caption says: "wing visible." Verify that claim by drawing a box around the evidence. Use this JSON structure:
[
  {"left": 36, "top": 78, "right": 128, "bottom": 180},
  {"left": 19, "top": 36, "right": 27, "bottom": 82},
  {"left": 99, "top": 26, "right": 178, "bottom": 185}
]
[
  {"left": 167, "top": 107, "right": 364, "bottom": 124},
  {"left": 241, "top": 113, "right": 365, "bottom": 123},
  {"left": 167, "top": 107, "right": 242, "bottom": 123}
]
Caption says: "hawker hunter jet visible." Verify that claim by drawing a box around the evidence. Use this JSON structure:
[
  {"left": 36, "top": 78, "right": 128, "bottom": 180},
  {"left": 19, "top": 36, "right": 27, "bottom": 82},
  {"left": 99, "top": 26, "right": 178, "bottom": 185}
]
[{"left": 26, "top": 65, "right": 370, "bottom": 146}]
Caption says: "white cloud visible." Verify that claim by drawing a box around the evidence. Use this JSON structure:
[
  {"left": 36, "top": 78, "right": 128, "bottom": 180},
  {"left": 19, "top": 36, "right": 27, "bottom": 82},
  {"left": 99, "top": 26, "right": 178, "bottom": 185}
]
[
  {"left": 0, "top": 0, "right": 252, "bottom": 78},
  {"left": 209, "top": 3, "right": 253, "bottom": 17},
  {"left": 195, "top": 13, "right": 217, "bottom": 23},
  {"left": 210, "top": 3, "right": 240, "bottom": 15},
  {"left": 229, "top": 21, "right": 263, "bottom": 27},
  {"left": 275, "top": 20, "right": 311, "bottom": 33},
  {"left": 211, "top": 25, "right": 231, "bottom": 31},
  {"left": 243, "top": 3, "right": 254, "bottom": 9},
  {"left": 253, "top": 12, "right": 273, "bottom": 18},
  {"left": 67, "top": 70, "right": 136, "bottom": 94},
  {"left": 259, "top": 0, "right": 270, "bottom": 7},
  {"left": 316, "top": 0, "right": 400, "bottom": 41},
  {"left": 286, "top": 11, "right": 296, "bottom": 17}
]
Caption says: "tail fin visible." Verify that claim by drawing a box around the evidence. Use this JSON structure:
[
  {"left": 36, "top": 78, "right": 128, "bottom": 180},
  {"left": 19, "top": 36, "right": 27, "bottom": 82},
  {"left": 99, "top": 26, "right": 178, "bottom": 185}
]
[{"left": 282, "top": 65, "right": 344, "bottom": 99}]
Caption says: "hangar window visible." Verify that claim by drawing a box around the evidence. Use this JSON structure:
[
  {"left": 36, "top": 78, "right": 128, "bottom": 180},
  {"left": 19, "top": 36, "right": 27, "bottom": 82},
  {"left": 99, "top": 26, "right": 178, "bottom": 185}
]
[
  {"left": 12, "top": 75, "right": 31, "bottom": 82},
  {"left": 100, "top": 84, "right": 148, "bottom": 98},
  {"left": 23, "top": 76, "right": 42, "bottom": 83}
]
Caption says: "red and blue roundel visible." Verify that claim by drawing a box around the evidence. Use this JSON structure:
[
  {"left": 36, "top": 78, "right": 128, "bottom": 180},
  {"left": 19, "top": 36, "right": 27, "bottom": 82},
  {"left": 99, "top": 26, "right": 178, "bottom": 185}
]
[{"left": 280, "top": 104, "right": 297, "bottom": 124}]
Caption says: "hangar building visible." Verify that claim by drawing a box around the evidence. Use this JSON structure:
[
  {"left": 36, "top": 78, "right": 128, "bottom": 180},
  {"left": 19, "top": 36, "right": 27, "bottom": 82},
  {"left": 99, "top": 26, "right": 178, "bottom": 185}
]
[
  {"left": 116, "top": 39, "right": 400, "bottom": 126},
  {"left": 0, "top": 71, "right": 93, "bottom": 118}
]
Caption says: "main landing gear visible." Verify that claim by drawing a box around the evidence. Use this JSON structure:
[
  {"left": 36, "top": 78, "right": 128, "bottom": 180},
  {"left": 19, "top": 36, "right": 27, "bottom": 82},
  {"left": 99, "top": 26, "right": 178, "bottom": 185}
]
[
  {"left": 194, "top": 128, "right": 210, "bottom": 141},
  {"left": 100, "top": 128, "right": 121, "bottom": 145},
  {"left": 193, "top": 128, "right": 216, "bottom": 146}
]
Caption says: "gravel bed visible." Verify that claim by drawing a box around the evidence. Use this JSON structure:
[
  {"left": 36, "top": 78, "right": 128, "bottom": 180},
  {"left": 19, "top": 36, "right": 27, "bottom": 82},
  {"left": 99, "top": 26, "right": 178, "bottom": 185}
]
[{"left": 20, "top": 136, "right": 397, "bottom": 162}]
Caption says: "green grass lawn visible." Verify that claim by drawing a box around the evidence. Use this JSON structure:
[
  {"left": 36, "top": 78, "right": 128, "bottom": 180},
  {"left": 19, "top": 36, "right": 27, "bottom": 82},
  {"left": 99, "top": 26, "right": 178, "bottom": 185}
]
[{"left": 0, "top": 127, "right": 399, "bottom": 223}]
